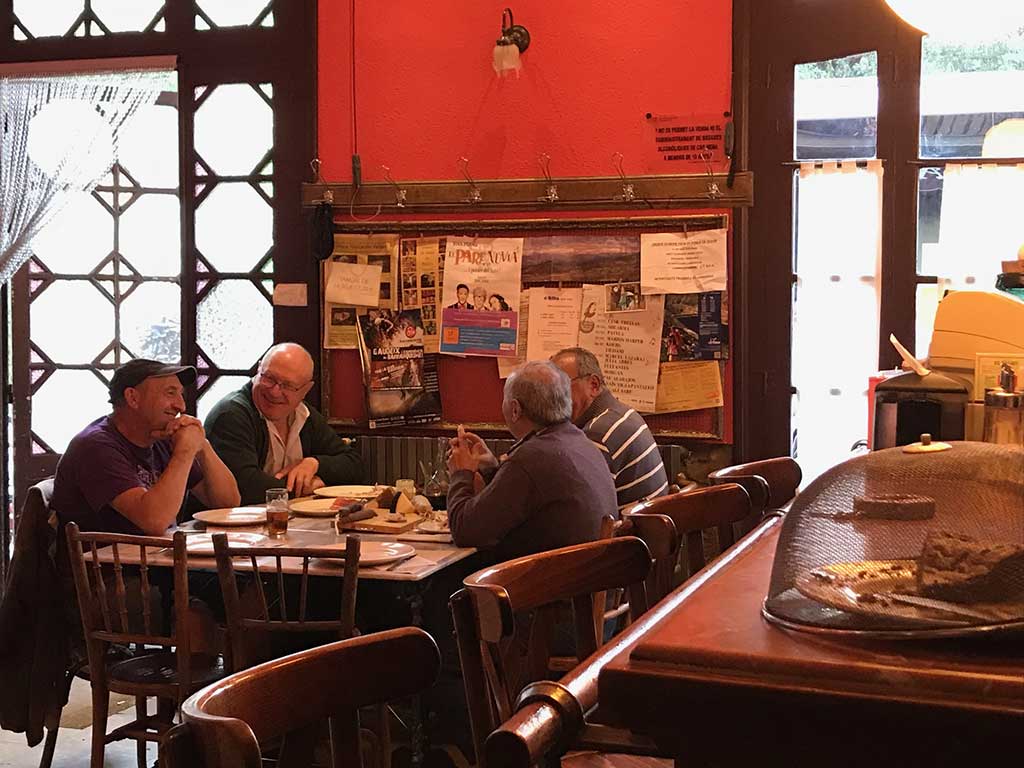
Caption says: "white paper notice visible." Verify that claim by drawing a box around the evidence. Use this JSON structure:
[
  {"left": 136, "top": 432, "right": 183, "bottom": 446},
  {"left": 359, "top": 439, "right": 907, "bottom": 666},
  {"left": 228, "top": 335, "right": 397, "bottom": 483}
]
[
  {"left": 640, "top": 229, "right": 727, "bottom": 295},
  {"left": 579, "top": 284, "right": 664, "bottom": 412},
  {"left": 525, "top": 287, "right": 582, "bottom": 363},
  {"left": 325, "top": 262, "right": 384, "bottom": 307},
  {"left": 272, "top": 283, "right": 308, "bottom": 307}
]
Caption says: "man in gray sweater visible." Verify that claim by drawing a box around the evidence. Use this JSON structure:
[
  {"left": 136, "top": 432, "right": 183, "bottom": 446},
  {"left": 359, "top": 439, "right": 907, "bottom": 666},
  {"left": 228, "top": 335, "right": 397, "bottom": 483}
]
[{"left": 446, "top": 360, "right": 617, "bottom": 561}]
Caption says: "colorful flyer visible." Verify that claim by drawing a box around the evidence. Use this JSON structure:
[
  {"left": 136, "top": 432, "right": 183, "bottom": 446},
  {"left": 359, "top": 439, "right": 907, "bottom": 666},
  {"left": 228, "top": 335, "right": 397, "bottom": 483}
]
[
  {"left": 439, "top": 237, "right": 523, "bottom": 357},
  {"left": 397, "top": 236, "right": 445, "bottom": 353},
  {"left": 358, "top": 308, "right": 441, "bottom": 429}
]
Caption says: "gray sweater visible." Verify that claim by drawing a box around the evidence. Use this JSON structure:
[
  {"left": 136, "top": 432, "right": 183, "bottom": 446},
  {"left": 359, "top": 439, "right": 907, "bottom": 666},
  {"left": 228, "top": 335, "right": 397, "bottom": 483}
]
[{"left": 447, "top": 420, "right": 617, "bottom": 561}]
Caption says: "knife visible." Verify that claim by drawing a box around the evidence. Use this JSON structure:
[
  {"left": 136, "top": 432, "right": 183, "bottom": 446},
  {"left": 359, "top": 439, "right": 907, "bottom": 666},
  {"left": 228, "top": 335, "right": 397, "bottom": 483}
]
[{"left": 879, "top": 593, "right": 995, "bottom": 621}]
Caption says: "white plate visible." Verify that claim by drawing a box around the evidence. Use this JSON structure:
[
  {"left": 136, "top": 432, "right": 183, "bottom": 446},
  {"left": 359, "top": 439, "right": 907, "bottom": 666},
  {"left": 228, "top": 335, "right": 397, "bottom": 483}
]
[
  {"left": 414, "top": 519, "right": 450, "bottom": 534},
  {"left": 289, "top": 497, "right": 341, "bottom": 517},
  {"left": 314, "top": 485, "right": 380, "bottom": 499},
  {"left": 185, "top": 532, "right": 266, "bottom": 556},
  {"left": 316, "top": 540, "right": 415, "bottom": 566},
  {"left": 193, "top": 507, "right": 268, "bottom": 527}
]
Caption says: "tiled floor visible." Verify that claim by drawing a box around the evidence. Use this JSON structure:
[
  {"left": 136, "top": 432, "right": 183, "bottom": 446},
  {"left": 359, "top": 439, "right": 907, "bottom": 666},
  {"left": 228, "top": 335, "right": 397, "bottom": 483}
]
[{"left": 0, "top": 679, "right": 157, "bottom": 768}]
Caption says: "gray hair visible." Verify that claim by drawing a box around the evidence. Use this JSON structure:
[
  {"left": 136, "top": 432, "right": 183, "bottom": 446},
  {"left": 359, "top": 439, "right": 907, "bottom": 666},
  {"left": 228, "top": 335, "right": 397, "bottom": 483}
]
[
  {"left": 552, "top": 347, "right": 604, "bottom": 384},
  {"left": 505, "top": 361, "right": 572, "bottom": 426}
]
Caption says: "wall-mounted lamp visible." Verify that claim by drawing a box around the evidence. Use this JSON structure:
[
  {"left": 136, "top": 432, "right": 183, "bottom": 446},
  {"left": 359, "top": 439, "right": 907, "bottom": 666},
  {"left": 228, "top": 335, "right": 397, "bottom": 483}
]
[{"left": 492, "top": 7, "right": 530, "bottom": 77}]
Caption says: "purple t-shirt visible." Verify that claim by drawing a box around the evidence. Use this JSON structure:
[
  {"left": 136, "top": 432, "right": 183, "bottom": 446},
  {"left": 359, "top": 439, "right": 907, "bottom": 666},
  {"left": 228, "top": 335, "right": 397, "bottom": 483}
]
[{"left": 52, "top": 415, "right": 204, "bottom": 536}]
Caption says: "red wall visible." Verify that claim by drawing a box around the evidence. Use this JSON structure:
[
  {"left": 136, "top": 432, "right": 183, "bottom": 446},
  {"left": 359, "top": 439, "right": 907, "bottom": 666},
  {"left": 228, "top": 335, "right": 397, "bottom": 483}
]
[
  {"left": 316, "top": 2, "right": 734, "bottom": 441},
  {"left": 317, "top": 1, "right": 733, "bottom": 182}
]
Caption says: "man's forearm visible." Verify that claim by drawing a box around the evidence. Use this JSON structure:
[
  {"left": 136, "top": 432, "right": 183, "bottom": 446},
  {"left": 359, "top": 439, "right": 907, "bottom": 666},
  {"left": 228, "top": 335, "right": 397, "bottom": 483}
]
[
  {"left": 197, "top": 442, "right": 242, "bottom": 507},
  {"left": 132, "top": 453, "right": 195, "bottom": 534}
]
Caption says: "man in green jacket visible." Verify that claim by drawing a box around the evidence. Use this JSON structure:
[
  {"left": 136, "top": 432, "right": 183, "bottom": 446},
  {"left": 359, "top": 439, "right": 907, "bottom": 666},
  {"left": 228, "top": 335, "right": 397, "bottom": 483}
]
[{"left": 205, "top": 342, "right": 363, "bottom": 504}]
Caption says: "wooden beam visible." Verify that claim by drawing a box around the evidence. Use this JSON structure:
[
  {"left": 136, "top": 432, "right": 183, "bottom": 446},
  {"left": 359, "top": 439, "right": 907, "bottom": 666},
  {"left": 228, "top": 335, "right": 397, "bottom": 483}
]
[{"left": 302, "top": 172, "right": 754, "bottom": 212}]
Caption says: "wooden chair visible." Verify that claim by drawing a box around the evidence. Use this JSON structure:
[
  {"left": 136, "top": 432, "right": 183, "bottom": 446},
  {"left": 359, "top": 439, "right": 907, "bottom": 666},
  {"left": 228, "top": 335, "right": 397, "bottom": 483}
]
[
  {"left": 589, "top": 514, "right": 679, "bottom": 641},
  {"left": 163, "top": 628, "right": 440, "bottom": 768},
  {"left": 65, "top": 522, "right": 224, "bottom": 768},
  {"left": 211, "top": 533, "right": 361, "bottom": 672},
  {"left": 707, "top": 456, "right": 802, "bottom": 515},
  {"left": 451, "top": 537, "right": 667, "bottom": 768},
  {"left": 626, "top": 483, "right": 755, "bottom": 582}
]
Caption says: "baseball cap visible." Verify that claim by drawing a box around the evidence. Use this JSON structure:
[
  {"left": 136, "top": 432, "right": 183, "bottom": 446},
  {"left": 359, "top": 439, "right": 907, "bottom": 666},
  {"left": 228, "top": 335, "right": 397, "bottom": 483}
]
[{"left": 108, "top": 359, "right": 197, "bottom": 404}]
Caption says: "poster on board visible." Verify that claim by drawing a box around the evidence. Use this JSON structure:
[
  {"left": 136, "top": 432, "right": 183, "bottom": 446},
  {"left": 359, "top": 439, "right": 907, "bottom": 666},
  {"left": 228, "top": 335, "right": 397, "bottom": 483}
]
[
  {"left": 439, "top": 237, "right": 523, "bottom": 357},
  {"left": 323, "top": 234, "right": 398, "bottom": 349},
  {"left": 397, "top": 236, "right": 445, "bottom": 353},
  {"left": 358, "top": 308, "right": 441, "bottom": 429},
  {"left": 578, "top": 284, "right": 664, "bottom": 413},
  {"left": 640, "top": 229, "right": 727, "bottom": 295},
  {"left": 660, "top": 291, "right": 729, "bottom": 361}
]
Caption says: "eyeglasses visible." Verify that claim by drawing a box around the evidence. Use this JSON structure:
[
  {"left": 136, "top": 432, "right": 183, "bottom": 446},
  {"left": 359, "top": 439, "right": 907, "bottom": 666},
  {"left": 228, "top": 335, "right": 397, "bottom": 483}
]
[{"left": 258, "top": 371, "right": 309, "bottom": 394}]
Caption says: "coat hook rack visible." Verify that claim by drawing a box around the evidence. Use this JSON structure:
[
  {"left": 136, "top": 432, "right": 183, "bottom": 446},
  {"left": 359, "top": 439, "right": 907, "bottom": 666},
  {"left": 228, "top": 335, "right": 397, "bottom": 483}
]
[
  {"left": 381, "top": 165, "right": 407, "bottom": 208},
  {"left": 537, "top": 153, "right": 559, "bottom": 203},
  {"left": 458, "top": 157, "right": 482, "bottom": 204}
]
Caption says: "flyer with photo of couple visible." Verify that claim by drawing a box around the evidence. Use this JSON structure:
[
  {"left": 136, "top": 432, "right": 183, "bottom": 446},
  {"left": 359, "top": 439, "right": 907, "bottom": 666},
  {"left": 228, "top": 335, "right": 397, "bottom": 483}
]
[{"left": 438, "top": 236, "right": 523, "bottom": 357}]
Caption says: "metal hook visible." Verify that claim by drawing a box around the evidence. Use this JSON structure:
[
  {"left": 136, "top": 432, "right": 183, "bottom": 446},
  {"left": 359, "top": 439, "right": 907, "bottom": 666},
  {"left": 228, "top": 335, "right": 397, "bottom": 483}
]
[
  {"left": 537, "top": 153, "right": 558, "bottom": 203},
  {"left": 381, "top": 165, "right": 407, "bottom": 208},
  {"left": 702, "top": 152, "right": 721, "bottom": 200},
  {"left": 309, "top": 158, "right": 334, "bottom": 204},
  {"left": 612, "top": 152, "right": 635, "bottom": 202},
  {"left": 458, "top": 157, "right": 482, "bottom": 204}
]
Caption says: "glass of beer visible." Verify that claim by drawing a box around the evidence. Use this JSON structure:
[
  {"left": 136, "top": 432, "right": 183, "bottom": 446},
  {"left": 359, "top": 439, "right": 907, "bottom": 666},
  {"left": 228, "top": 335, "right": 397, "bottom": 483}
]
[{"left": 266, "top": 487, "right": 290, "bottom": 537}]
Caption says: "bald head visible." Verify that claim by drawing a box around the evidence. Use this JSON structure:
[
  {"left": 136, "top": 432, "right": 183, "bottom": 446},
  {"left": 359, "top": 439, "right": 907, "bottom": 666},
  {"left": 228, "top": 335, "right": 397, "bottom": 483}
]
[
  {"left": 252, "top": 343, "right": 315, "bottom": 423},
  {"left": 503, "top": 361, "right": 572, "bottom": 435},
  {"left": 259, "top": 343, "right": 314, "bottom": 381}
]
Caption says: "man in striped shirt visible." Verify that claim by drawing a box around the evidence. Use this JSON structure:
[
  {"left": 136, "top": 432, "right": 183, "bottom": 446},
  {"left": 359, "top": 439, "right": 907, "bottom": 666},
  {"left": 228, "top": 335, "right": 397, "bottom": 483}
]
[{"left": 552, "top": 347, "right": 669, "bottom": 511}]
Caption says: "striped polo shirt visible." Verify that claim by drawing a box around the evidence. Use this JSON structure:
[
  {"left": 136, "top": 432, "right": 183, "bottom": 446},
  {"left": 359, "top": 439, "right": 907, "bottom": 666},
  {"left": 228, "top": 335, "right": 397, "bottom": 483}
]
[{"left": 578, "top": 390, "right": 669, "bottom": 511}]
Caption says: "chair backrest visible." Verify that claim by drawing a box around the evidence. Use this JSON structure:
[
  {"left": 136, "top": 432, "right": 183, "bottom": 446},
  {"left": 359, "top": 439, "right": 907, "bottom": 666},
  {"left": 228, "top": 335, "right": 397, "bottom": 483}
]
[
  {"left": 180, "top": 628, "right": 440, "bottom": 768},
  {"left": 211, "top": 533, "right": 360, "bottom": 672},
  {"left": 627, "top": 483, "right": 753, "bottom": 580},
  {"left": 707, "top": 456, "right": 802, "bottom": 511},
  {"left": 606, "top": 513, "right": 679, "bottom": 606},
  {"left": 65, "top": 523, "right": 192, "bottom": 688},
  {"left": 451, "top": 537, "right": 652, "bottom": 767}
]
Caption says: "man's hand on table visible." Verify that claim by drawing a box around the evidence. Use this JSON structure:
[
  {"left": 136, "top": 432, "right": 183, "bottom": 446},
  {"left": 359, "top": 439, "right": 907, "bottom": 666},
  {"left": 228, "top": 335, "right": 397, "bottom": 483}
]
[{"left": 276, "top": 457, "right": 321, "bottom": 496}]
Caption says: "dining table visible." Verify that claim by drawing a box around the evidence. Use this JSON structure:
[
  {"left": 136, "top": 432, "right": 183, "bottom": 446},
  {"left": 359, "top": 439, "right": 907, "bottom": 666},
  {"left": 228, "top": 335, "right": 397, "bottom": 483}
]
[
  {"left": 590, "top": 515, "right": 1024, "bottom": 767},
  {"left": 94, "top": 501, "right": 479, "bottom": 766}
]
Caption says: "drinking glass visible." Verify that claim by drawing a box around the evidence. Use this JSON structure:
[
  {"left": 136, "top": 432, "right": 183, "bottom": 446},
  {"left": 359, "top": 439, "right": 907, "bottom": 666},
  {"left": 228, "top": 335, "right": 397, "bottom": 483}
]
[{"left": 266, "top": 487, "right": 290, "bottom": 537}]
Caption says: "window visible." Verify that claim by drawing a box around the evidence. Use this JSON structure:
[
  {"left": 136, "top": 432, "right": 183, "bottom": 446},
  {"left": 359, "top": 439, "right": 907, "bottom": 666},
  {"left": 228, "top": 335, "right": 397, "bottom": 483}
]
[
  {"left": 743, "top": 0, "right": 1024, "bottom": 467},
  {"left": 0, "top": 0, "right": 316, "bottom": 581}
]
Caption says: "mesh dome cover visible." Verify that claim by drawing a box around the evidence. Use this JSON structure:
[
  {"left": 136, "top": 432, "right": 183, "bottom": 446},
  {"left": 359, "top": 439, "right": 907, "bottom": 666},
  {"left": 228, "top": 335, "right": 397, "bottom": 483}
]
[{"left": 765, "top": 442, "right": 1024, "bottom": 635}]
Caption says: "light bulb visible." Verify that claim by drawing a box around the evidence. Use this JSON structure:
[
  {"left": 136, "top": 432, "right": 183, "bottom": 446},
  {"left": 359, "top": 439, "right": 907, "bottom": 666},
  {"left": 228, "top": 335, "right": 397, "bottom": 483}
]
[
  {"left": 884, "top": 0, "right": 1024, "bottom": 42},
  {"left": 492, "top": 43, "right": 521, "bottom": 77}
]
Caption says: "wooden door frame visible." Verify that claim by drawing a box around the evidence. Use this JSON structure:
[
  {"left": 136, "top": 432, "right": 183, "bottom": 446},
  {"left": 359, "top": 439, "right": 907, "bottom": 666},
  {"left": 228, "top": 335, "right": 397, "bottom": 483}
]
[{"left": 739, "top": 0, "right": 921, "bottom": 460}]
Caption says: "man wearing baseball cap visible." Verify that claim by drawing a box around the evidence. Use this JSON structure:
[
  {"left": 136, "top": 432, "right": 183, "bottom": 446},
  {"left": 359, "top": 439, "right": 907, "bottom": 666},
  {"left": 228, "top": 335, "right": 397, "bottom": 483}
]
[{"left": 52, "top": 359, "right": 240, "bottom": 536}]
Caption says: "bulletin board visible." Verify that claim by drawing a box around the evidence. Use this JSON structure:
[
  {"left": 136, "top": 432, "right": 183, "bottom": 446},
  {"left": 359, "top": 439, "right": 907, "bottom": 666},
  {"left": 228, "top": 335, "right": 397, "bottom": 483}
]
[{"left": 322, "top": 215, "right": 732, "bottom": 441}]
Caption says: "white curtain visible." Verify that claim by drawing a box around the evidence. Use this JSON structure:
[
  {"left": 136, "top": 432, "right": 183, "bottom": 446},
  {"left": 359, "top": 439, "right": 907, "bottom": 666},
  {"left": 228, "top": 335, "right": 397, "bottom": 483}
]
[
  {"left": 927, "top": 162, "right": 1024, "bottom": 290},
  {"left": 0, "top": 70, "right": 164, "bottom": 282},
  {"left": 792, "top": 160, "right": 884, "bottom": 482}
]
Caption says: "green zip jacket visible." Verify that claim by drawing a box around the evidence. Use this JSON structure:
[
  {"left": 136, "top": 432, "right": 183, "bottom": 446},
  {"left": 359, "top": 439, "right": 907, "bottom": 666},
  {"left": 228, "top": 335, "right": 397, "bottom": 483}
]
[{"left": 204, "top": 382, "right": 364, "bottom": 505}]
